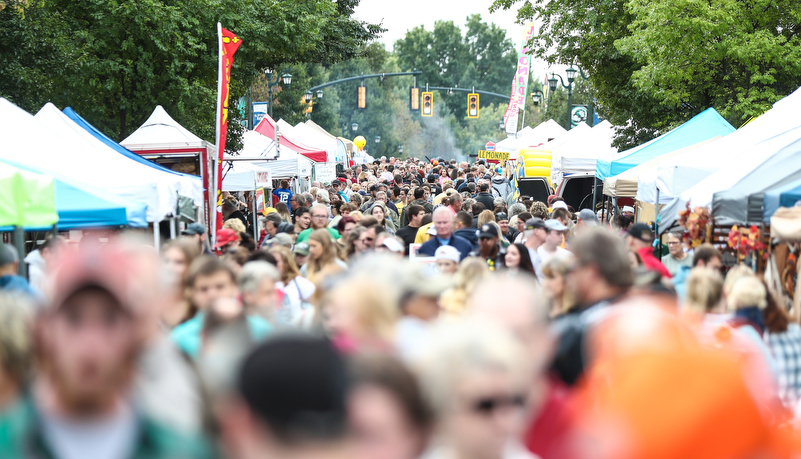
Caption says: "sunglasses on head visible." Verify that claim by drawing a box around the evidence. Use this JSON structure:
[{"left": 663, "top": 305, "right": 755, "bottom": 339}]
[{"left": 471, "top": 394, "right": 526, "bottom": 415}]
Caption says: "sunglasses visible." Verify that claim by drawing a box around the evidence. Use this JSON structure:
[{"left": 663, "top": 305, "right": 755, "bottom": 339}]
[
  {"left": 360, "top": 237, "right": 374, "bottom": 243},
  {"left": 471, "top": 394, "right": 526, "bottom": 414}
]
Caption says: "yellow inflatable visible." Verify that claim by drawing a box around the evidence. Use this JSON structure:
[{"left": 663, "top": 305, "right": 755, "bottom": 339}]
[
  {"left": 353, "top": 136, "right": 366, "bottom": 150},
  {"left": 516, "top": 148, "right": 552, "bottom": 187}
]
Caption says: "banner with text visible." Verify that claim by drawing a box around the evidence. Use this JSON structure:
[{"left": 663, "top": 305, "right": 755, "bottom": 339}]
[
  {"left": 503, "top": 23, "right": 535, "bottom": 138},
  {"left": 478, "top": 150, "right": 510, "bottom": 161}
]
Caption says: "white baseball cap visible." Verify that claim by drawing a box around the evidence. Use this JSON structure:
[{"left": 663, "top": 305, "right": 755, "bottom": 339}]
[
  {"left": 381, "top": 238, "right": 404, "bottom": 253},
  {"left": 552, "top": 201, "right": 569, "bottom": 211},
  {"left": 434, "top": 245, "right": 461, "bottom": 263}
]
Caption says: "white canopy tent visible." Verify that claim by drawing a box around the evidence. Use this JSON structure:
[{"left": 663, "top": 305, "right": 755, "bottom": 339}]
[
  {"left": 35, "top": 103, "right": 205, "bottom": 219},
  {"left": 121, "top": 105, "right": 216, "bottom": 154},
  {"left": 496, "top": 120, "right": 567, "bottom": 158},
  {"left": 659, "top": 125, "right": 801, "bottom": 230},
  {"left": 551, "top": 121, "right": 617, "bottom": 186},
  {"left": 235, "top": 130, "right": 314, "bottom": 180},
  {"left": 221, "top": 162, "right": 272, "bottom": 191},
  {"left": 0, "top": 100, "right": 175, "bottom": 223},
  {"left": 640, "top": 87, "right": 801, "bottom": 206}
]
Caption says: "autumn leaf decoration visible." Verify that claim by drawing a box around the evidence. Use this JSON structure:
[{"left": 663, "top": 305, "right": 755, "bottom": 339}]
[
  {"left": 727, "top": 225, "right": 765, "bottom": 261},
  {"left": 678, "top": 203, "right": 710, "bottom": 248}
]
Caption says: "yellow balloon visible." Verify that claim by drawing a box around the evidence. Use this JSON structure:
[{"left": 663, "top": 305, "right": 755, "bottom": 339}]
[{"left": 353, "top": 136, "right": 366, "bottom": 150}]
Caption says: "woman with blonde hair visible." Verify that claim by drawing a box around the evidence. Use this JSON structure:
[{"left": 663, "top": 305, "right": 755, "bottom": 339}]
[
  {"left": 412, "top": 319, "right": 532, "bottom": 459},
  {"left": 302, "top": 229, "right": 347, "bottom": 279},
  {"left": 541, "top": 251, "right": 576, "bottom": 317},
  {"left": 684, "top": 267, "right": 725, "bottom": 315},
  {"left": 222, "top": 217, "right": 246, "bottom": 234},
  {"left": 275, "top": 202, "right": 292, "bottom": 223},
  {"left": 439, "top": 258, "right": 489, "bottom": 316},
  {"left": 477, "top": 209, "right": 496, "bottom": 227},
  {"left": 321, "top": 272, "right": 400, "bottom": 353},
  {"left": 269, "top": 246, "right": 316, "bottom": 321}
]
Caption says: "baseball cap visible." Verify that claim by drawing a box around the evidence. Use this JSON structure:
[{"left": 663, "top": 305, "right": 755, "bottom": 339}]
[
  {"left": 369, "top": 184, "right": 378, "bottom": 192},
  {"left": 293, "top": 242, "right": 310, "bottom": 256},
  {"left": 435, "top": 245, "right": 461, "bottom": 263},
  {"left": 495, "top": 212, "right": 509, "bottom": 222},
  {"left": 238, "top": 334, "right": 348, "bottom": 440},
  {"left": 483, "top": 173, "right": 491, "bottom": 180},
  {"left": 181, "top": 222, "right": 207, "bottom": 236},
  {"left": 622, "top": 205, "right": 635, "bottom": 214},
  {"left": 426, "top": 225, "right": 437, "bottom": 236},
  {"left": 545, "top": 219, "right": 568, "bottom": 232},
  {"left": 552, "top": 201, "right": 569, "bottom": 211},
  {"left": 48, "top": 243, "right": 137, "bottom": 313},
  {"left": 381, "top": 238, "right": 404, "bottom": 253},
  {"left": 270, "top": 233, "right": 293, "bottom": 248},
  {"left": 627, "top": 223, "right": 654, "bottom": 243},
  {"left": 478, "top": 223, "right": 499, "bottom": 239},
  {"left": 524, "top": 218, "right": 547, "bottom": 231},
  {"left": 214, "top": 228, "right": 239, "bottom": 249},
  {"left": 577, "top": 209, "right": 599, "bottom": 226}
]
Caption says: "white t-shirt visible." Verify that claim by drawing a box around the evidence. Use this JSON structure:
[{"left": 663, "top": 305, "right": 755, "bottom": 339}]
[
  {"left": 537, "top": 245, "right": 569, "bottom": 265},
  {"left": 276, "top": 276, "right": 317, "bottom": 324},
  {"left": 40, "top": 402, "right": 139, "bottom": 459}
]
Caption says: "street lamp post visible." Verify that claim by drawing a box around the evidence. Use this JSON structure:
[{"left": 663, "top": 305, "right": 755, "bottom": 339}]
[
  {"left": 265, "top": 68, "right": 292, "bottom": 118},
  {"left": 531, "top": 89, "right": 544, "bottom": 107},
  {"left": 548, "top": 68, "right": 577, "bottom": 130}
]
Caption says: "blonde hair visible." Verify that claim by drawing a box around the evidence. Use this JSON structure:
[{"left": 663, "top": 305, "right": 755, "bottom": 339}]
[
  {"left": 685, "top": 267, "right": 724, "bottom": 314},
  {"left": 439, "top": 258, "right": 489, "bottom": 316},
  {"left": 323, "top": 273, "right": 399, "bottom": 344},
  {"left": 223, "top": 218, "right": 246, "bottom": 234},
  {"left": 268, "top": 246, "right": 300, "bottom": 284},
  {"left": 0, "top": 294, "right": 33, "bottom": 387},
  {"left": 412, "top": 319, "right": 527, "bottom": 416},
  {"left": 477, "top": 210, "right": 496, "bottom": 227},
  {"left": 306, "top": 229, "right": 338, "bottom": 278},
  {"left": 728, "top": 275, "right": 768, "bottom": 311}
]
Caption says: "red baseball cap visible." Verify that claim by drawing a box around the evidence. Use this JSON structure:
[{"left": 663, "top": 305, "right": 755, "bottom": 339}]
[{"left": 214, "top": 228, "right": 239, "bottom": 249}]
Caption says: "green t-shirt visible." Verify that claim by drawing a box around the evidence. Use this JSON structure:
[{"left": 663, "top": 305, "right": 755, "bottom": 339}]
[
  {"left": 661, "top": 253, "right": 693, "bottom": 276},
  {"left": 296, "top": 227, "right": 341, "bottom": 243}
]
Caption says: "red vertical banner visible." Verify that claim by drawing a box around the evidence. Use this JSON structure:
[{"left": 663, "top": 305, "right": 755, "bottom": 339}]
[{"left": 214, "top": 23, "right": 242, "bottom": 240}]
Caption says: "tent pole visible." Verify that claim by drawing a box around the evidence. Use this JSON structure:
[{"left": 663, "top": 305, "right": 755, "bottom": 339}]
[
  {"left": 154, "top": 222, "right": 161, "bottom": 252},
  {"left": 592, "top": 176, "right": 598, "bottom": 212},
  {"left": 13, "top": 227, "right": 26, "bottom": 277},
  {"left": 169, "top": 216, "right": 177, "bottom": 240},
  {"left": 252, "top": 189, "right": 258, "bottom": 244}
]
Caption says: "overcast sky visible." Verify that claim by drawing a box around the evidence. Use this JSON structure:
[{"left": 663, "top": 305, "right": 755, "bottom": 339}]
[{"left": 353, "top": 0, "right": 563, "bottom": 84}]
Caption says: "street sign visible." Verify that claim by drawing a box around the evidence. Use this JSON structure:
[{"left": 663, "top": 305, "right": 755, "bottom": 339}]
[
  {"left": 571, "top": 105, "right": 588, "bottom": 127},
  {"left": 485, "top": 141, "right": 496, "bottom": 151},
  {"left": 253, "top": 102, "right": 268, "bottom": 128},
  {"left": 478, "top": 150, "right": 509, "bottom": 161}
]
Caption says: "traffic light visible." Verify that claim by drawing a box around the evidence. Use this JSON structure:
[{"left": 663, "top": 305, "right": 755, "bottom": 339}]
[
  {"left": 357, "top": 84, "right": 367, "bottom": 109},
  {"left": 410, "top": 87, "right": 420, "bottom": 111},
  {"left": 421, "top": 92, "right": 433, "bottom": 117},
  {"left": 467, "top": 93, "right": 479, "bottom": 119}
]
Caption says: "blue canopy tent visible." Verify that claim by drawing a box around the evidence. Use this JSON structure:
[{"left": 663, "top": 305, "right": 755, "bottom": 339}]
[
  {"left": 764, "top": 177, "right": 801, "bottom": 222},
  {"left": 595, "top": 108, "right": 735, "bottom": 181},
  {"left": 1, "top": 159, "right": 148, "bottom": 230}
]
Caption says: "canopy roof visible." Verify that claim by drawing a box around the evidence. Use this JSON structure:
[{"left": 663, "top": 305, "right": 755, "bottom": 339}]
[
  {"left": 62, "top": 106, "right": 203, "bottom": 205},
  {"left": 497, "top": 120, "right": 567, "bottom": 155},
  {"left": 0, "top": 161, "right": 57, "bottom": 229},
  {"left": 33, "top": 103, "right": 189, "bottom": 222},
  {"left": 712, "top": 135, "right": 801, "bottom": 224},
  {"left": 764, "top": 177, "right": 801, "bottom": 222},
  {"left": 222, "top": 161, "right": 272, "bottom": 191},
  {"left": 292, "top": 121, "right": 345, "bottom": 163},
  {"left": 550, "top": 121, "right": 615, "bottom": 184},
  {"left": 120, "top": 105, "right": 210, "bottom": 151},
  {"left": 603, "top": 137, "right": 719, "bottom": 198},
  {"left": 3, "top": 159, "right": 147, "bottom": 229},
  {"left": 656, "top": 86, "right": 801, "bottom": 231},
  {"left": 646, "top": 87, "right": 801, "bottom": 207},
  {"left": 255, "top": 115, "right": 326, "bottom": 162},
  {"left": 233, "top": 130, "right": 313, "bottom": 179},
  {"left": 595, "top": 108, "right": 735, "bottom": 181}
]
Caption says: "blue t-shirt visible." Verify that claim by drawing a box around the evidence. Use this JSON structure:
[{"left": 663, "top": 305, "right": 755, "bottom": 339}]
[{"left": 273, "top": 188, "right": 293, "bottom": 204}]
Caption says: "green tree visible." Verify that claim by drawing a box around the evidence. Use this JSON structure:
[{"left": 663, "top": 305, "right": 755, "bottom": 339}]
[{"left": 0, "top": 0, "right": 381, "bottom": 153}]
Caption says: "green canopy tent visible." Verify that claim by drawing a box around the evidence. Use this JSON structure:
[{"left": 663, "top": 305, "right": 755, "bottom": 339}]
[{"left": 0, "top": 162, "right": 58, "bottom": 276}]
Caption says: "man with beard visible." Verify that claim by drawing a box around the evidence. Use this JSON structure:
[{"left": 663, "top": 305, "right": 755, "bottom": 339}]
[{"left": 0, "top": 243, "right": 210, "bottom": 458}]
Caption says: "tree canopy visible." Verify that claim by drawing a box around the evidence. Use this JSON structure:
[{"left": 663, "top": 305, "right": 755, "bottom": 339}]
[{"left": 491, "top": 0, "right": 801, "bottom": 149}]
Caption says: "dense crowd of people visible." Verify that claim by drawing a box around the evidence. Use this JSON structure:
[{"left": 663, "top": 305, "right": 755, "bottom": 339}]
[{"left": 0, "top": 155, "right": 800, "bottom": 458}]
